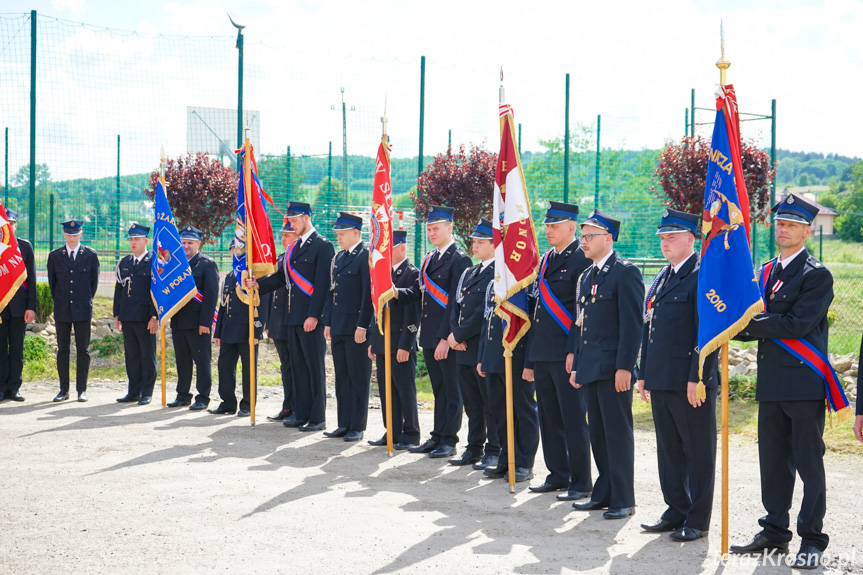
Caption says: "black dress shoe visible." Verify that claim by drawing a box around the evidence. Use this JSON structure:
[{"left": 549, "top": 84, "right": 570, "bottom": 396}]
[
  {"left": 207, "top": 405, "right": 236, "bottom": 415},
  {"left": 447, "top": 449, "right": 481, "bottom": 466},
  {"left": 343, "top": 431, "right": 363, "bottom": 442},
  {"left": 53, "top": 392, "right": 69, "bottom": 402},
  {"left": 483, "top": 466, "right": 507, "bottom": 479},
  {"left": 429, "top": 444, "right": 456, "bottom": 458},
  {"left": 557, "top": 489, "right": 591, "bottom": 501},
  {"left": 368, "top": 434, "right": 388, "bottom": 446},
  {"left": 189, "top": 401, "right": 208, "bottom": 411},
  {"left": 77, "top": 392, "right": 88, "bottom": 402},
  {"left": 572, "top": 500, "right": 608, "bottom": 511},
  {"left": 116, "top": 394, "right": 140, "bottom": 403},
  {"left": 299, "top": 421, "right": 326, "bottom": 432},
  {"left": 669, "top": 526, "right": 707, "bottom": 541},
  {"left": 167, "top": 398, "right": 191, "bottom": 408},
  {"left": 266, "top": 409, "right": 292, "bottom": 422},
  {"left": 729, "top": 533, "right": 789, "bottom": 555},
  {"left": 9, "top": 391, "right": 24, "bottom": 402},
  {"left": 603, "top": 507, "right": 635, "bottom": 519},
  {"left": 528, "top": 482, "right": 568, "bottom": 493},
  {"left": 323, "top": 426, "right": 349, "bottom": 438},
  {"left": 394, "top": 441, "right": 418, "bottom": 451},
  {"left": 282, "top": 416, "right": 308, "bottom": 428},
  {"left": 0, "top": 391, "right": 5, "bottom": 401},
  {"left": 642, "top": 518, "right": 683, "bottom": 533},
  {"left": 513, "top": 467, "right": 534, "bottom": 483},
  {"left": 472, "top": 454, "right": 499, "bottom": 470},
  {"left": 237, "top": 409, "right": 251, "bottom": 417},
  {"left": 793, "top": 544, "right": 822, "bottom": 570},
  {"left": 408, "top": 439, "right": 439, "bottom": 453},
  {"left": 138, "top": 396, "right": 152, "bottom": 405}
]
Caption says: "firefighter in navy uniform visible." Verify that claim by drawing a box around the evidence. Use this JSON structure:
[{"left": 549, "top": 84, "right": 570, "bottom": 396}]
[
  {"left": 447, "top": 219, "right": 500, "bottom": 469},
  {"left": 322, "top": 212, "right": 373, "bottom": 443},
  {"left": 0, "top": 210, "right": 37, "bottom": 403},
  {"left": 525, "top": 201, "right": 593, "bottom": 501},
  {"left": 730, "top": 194, "right": 835, "bottom": 570},
  {"left": 395, "top": 206, "right": 471, "bottom": 459},
  {"left": 250, "top": 201, "right": 334, "bottom": 431},
  {"left": 265, "top": 219, "right": 297, "bottom": 422},
  {"left": 113, "top": 223, "right": 159, "bottom": 405},
  {"left": 166, "top": 226, "right": 219, "bottom": 411},
  {"left": 855, "top": 335, "right": 863, "bottom": 444},
  {"left": 210, "top": 258, "right": 270, "bottom": 417},
  {"left": 570, "top": 209, "right": 644, "bottom": 520},
  {"left": 637, "top": 209, "right": 719, "bottom": 542},
  {"left": 367, "top": 230, "right": 421, "bottom": 449},
  {"left": 47, "top": 219, "right": 100, "bottom": 402}
]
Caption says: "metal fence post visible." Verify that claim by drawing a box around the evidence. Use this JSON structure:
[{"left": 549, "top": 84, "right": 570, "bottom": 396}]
[
  {"left": 29, "top": 10, "right": 37, "bottom": 245},
  {"left": 564, "top": 73, "right": 570, "bottom": 203},
  {"left": 769, "top": 99, "right": 777, "bottom": 257},
  {"left": 49, "top": 193, "right": 54, "bottom": 250},
  {"left": 327, "top": 141, "right": 332, "bottom": 216},
  {"left": 415, "top": 55, "right": 425, "bottom": 263},
  {"left": 594, "top": 114, "right": 601, "bottom": 209},
  {"left": 819, "top": 225, "right": 823, "bottom": 261},
  {"left": 286, "top": 145, "right": 291, "bottom": 203},
  {"left": 116, "top": 134, "right": 121, "bottom": 251},
  {"left": 690, "top": 88, "right": 695, "bottom": 137},
  {"left": 518, "top": 123, "right": 522, "bottom": 155}
]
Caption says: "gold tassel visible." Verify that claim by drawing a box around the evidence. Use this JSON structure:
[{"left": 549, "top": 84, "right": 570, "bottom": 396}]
[
  {"left": 835, "top": 405, "right": 852, "bottom": 425},
  {"left": 696, "top": 381, "right": 706, "bottom": 401}
]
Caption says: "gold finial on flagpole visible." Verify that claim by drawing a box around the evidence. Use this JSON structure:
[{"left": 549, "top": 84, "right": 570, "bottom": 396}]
[
  {"left": 499, "top": 67, "right": 505, "bottom": 105},
  {"left": 716, "top": 19, "right": 730, "bottom": 86},
  {"left": 381, "top": 95, "right": 388, "bottom": 136},
  {"left": 159, "top": 145, "right": 166, "bottom": 180}
]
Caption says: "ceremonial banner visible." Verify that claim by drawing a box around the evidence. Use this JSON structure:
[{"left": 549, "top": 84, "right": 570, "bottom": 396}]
[
  {"left": 0, "top": 199, "right": 27, "bottom": 317},
  {"left": 493, "top": 103, "right": 539, "bottom": 350},
  {"left": 233, "top": 146, "right": 277, "bottom": 301},
  {"left": 151, "top": 179, "right": 197, "bottom": 326},
  {"left": 697, "top": 85, "right": 762, "bottom": 380},
  {"left": 369, "top": 135, "right": 395, "bottom": 332}
]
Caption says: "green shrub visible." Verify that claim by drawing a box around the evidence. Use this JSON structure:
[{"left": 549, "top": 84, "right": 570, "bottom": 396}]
[
  {"left": 23, "top": 335, "right": 50, "bottom": 363},
  {"left": 728, "top": 373, "right": 757, "bottom": 401},
  {"left": 91, "top": 333, "right": 124, "bottom": 357},
  {"left": 36, "top": 282, "right": 53, "bottom": 323},
  {"left": 827, "top": 310, "right": 836, "bottom": 327},
  {"left": 416, "top": 348, "right": 428, "bottom": 378}
]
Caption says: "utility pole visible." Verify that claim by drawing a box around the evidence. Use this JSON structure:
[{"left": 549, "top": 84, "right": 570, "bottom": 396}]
[{"left": 332, "top": 87, "right": 355, "bottom": 204}]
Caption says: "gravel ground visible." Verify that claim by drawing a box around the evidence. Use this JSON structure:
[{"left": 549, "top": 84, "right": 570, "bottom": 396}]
[{"left": 1, "top": 379, "right": 861, "bottom": 575}]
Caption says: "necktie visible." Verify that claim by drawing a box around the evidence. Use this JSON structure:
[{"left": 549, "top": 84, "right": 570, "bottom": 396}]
[
  {"left": 70, "top": 249, "right": 75, "bottom": 262},
  {"left": 663, "top": 268, "right": 675, "bottom": 290},
  {"left": 134, "top": 258, "right": 139, "bottom": 267}
]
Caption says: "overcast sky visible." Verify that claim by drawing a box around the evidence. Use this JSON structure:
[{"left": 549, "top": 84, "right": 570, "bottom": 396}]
[{"left": 2, "top": 0, "right": 861, "bottom": 182}]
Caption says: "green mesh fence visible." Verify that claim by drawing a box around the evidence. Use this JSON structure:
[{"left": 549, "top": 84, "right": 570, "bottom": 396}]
[{"left": 1, "top": 12, "right": 859, "bottom": 354}]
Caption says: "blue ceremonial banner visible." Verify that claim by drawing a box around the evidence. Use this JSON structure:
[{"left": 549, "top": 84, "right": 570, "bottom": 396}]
[
  {"left": 697, "top": 86, "right": 763, "bottom": 382},
  {"left": 151, "top": 178, "right": 197, "bottom": 327}
]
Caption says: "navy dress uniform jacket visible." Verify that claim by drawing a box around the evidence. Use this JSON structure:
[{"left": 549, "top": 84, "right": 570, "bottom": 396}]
[
  {"left": 170, "top": 252, "right": 219, "bottom": 331},
  {"left": 267, "top": 252, "right": 291, "bottom": 340},
  {"left": 3, "top": 239, "right": 37, "bottom": 318},
  {"left": 47, "top": 245, "right": 100, "bottom": 323},
  {"left": 369, "top": 260, "right": 420, "bottom": 354},
  {"left": 527, "top": 240, "right": 591, "bottom": 363},
  {"left": 112, "top": 253, "right": 157, "bottom": 321},
  {"left": 416, "top": 243, "right": 472, "bottom": 349},
  {"left": 450, "top": 262, "right": 494, "bottom": 366},
  {"left": 322, "top": 242, "right": 373, "bottom": 335},
  {"left": 214, "top": 271, "right": 270, "bottom": 343},
  {"left": 739, "top": 250, "right": 834, "bottom": 402},
  {"left": 640, "top": 255, "right": 719, "bottom": 390}
]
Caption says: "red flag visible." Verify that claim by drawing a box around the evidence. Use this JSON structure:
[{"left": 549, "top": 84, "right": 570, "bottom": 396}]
[
  {"left": 369, "top": 136, "right": 395, "bottom": 331},
  {"left": 233, "top": 145, "right": 277, "bottom": 291},
  {"left": 718, "top": 85, "right": 752, "bottom": 243},
  {"left": 0, "top": 198, "right": 28, "bottom": 317}
]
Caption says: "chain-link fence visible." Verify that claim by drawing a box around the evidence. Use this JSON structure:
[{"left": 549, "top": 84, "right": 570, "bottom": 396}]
[{"left": 1, "top": 11, "right": 860, "bottom": 353}]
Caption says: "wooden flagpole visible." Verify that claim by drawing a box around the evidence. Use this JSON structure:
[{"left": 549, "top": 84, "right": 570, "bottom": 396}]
[
  {"left": 382, "top": 111, "right": 394, "bottom": 456},
  {"left": 717, "top": 21, "right": 731, "bottom": 557},
  {"left": 159, "top": 146, "right": 167, "bottom": 408},
  {"left": 244, "top": 129, "right": 257, "bottom": 428},
  {"left": 505, "top": 351, "right": 516, "bottom": 493}
]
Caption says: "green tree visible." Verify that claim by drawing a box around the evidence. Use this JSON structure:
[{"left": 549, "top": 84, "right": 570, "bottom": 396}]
[
  {"left": 832, "top": 161, "right": 863, "bottom": 242},
  {"left": 12, "top": 163, "right": 51, "bottom": 189}
]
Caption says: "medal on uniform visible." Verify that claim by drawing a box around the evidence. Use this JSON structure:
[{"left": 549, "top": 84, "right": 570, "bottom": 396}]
[
  {"left": 769, "top": 280, "right": 783, "bottom": 300},
  {"left": 590, "top": 284, "right": 597, "bottom": 303}
]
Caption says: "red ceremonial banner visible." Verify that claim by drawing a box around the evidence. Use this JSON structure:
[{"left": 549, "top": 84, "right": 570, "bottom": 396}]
[
  {"left": 0, "top": 198, "right": 28, "bottom": 317},
  {"left": 369, "top": 136, "right": 395, "bottom": 331}
]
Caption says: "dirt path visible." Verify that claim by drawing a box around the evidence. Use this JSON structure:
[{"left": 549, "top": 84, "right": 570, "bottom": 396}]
[{"left": 1, "top": 380, "right": 861, "bottom": 574}]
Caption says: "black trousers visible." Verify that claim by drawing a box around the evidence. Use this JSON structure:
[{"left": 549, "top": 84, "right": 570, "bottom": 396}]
[
  {"left": 122, "top": 321, "right": 156, "bottom": 398},
  {"left": 422, "top": 348, "right": 462, "bottom": 447},
  {"left": 288, "top": 324, "right": 326, "bottom": 424},
  {"left": 56, "top": 320, "right": 91, "bottom": 393},
  {"left": 651, "top": 387, "right": 717, "bottom": 531},
  {"left": 331, "top": 334, "right": 372, "bottom": 432},
  {"left": 375, "top": 352, "right": 420, "bottom": 444},
  {"left": 272, "top": 338, "right": 294, "bottom": 412},
  {"left": 757, "top": 400, "right": 829, "bottom": 551},
  {"left": 216, "top": 341, "right": 257, "bottom": 411},
  {"left": 0, "top": 316, "right": 26, "bottom": 394},
  {"left": 586, "top": 378, "right": 635, "bottom": 508},
  {"left": 173, "top": 327, "right": 212, "bottom": 404},
  {"left": 534, "top": 360, "right": 592, "bottom": 491},
  {"left": 486, "top": 371, "right": 539, "bottom": 469},
  {"left": 458, "top": 363, "right": 500, "bottom": 455}
]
